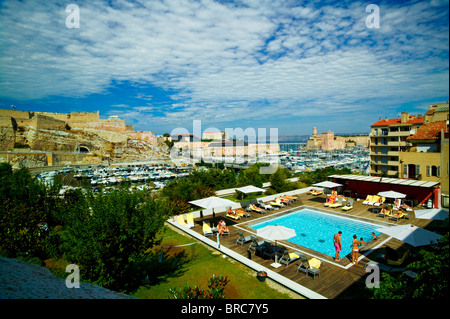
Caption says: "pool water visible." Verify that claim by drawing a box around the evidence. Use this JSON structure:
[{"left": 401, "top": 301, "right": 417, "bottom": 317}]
[{"left": 250, "top": 208, "right": 381, "bottom": 258}]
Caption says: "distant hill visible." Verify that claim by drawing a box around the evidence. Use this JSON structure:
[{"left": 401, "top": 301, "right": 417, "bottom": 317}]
[{"left": 277, "top": 135, "right": 310, "bottom": 143}]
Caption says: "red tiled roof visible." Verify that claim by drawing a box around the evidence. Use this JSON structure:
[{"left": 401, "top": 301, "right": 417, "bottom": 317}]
[
  {"left": 371, "top": 116, "right": 424, "bottom": 127},
  {"left": 407, "top": 121, "right": 447, "bottom": 141}
]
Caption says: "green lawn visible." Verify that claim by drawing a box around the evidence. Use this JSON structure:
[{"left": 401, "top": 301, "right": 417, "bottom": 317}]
[{"left": 132, "top": 225, "right": 301, "bottom": 299}]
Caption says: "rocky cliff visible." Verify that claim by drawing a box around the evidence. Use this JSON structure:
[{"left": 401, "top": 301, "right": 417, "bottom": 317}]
[{"left": 0, "top": 108, "right": 169, "bottom": 167}]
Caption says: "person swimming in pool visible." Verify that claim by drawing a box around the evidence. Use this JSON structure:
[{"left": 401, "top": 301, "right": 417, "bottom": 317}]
[
  {"left": 333, "top": 231, "right": 342, "bottom": 262},
  {"left": 352, "top": 234, "right": 361, "bottom": 264}
]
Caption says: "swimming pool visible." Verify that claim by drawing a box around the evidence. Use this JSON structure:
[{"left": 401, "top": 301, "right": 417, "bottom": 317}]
[{"left": 250, "top": 208, "right": 381, "bottom": 258}]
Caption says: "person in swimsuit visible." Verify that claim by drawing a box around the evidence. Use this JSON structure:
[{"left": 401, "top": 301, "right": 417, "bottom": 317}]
[
  {"left": 333, "top": 231, "right": 342, "bottom": 261},
  {"left": 352, "top": 234, "right": 361, "bottom": 264}
]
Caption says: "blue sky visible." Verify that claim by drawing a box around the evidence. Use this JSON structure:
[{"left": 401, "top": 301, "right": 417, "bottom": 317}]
[{"left": 0, "top": 0, "right": 448, "bottom": 136}]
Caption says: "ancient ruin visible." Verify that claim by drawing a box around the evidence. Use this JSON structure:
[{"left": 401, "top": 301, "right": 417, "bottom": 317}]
[{"left": 0, "top": 108, "right": 169, "bottom": 168}]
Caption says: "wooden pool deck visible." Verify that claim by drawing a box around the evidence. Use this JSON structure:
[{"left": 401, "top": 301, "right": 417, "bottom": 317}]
[{"left": 173, "top": 193, "right": 434, "bottom": 299}]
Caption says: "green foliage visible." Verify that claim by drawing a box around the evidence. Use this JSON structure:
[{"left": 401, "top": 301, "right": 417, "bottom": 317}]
[
  {"left": 296, "top": 166, "right": 352, "bottom": 186},
  {"left": 269, "top": 167, "right": 294, "bottom": 193},
  {"left": 60, "top": 188, "right": 173, "bottom": 292},
  {"left": 169, "top": 274, "right": 230, "bottom": 299},
  {"left": 164, "top": 140, "right": 174, "bottom": 149},
  {"left": 236, "top": 164, "right": 269, "bottom": 188},
  {"left": 370, "top": 232, "right": 449, "bottom": 299},
  {"left": 161, "top": 168, "right": 236, "bottom": 203},
  {"left": 0, "top": 163, "right": 55, "bottom": 258}
]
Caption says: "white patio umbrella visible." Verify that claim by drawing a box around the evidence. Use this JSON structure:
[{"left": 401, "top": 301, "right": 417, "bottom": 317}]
[
  {"left": 235, "top": 185, "right": 266, "bottom": 199},
  {"left": 414, "top": 208, "right": 449, "bottom": 221},
  {"left": 375, "top": 224, "right": 442, "bottom": 247},
  {"left": 377, "top": 190, "right": 407, "bottom": 199},
  {"left": 257, "top": 225, "right": 296, "bottom": 268},
  {"left": 189, "top": 196, "right": 236, "bottom": 226},
  {"left": 312, "top": 181, "right": 343, "bottom": 189}
]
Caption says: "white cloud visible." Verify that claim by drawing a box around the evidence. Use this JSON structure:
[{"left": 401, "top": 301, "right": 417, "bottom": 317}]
[{"left": 0, "top": 0, "right": 448, "bottom": 134}]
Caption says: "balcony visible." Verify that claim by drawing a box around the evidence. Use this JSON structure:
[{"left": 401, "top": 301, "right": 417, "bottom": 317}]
[
  {"left": 387, "top": 151, "right": 399, "bottom": 156},
  {"left": 387, "top": 141, "right": 404, "bottom": 147},
  {"left": 388, "top": 130, "right": 413, "bottom": 137}
]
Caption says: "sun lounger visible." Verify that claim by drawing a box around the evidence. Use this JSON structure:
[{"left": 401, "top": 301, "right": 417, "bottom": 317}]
[
  {"left": 386, "top": 249, "right": 410, "bottom": 266},
  {"left": 377, "top": 206, "right": 390, "bottom": 218},
  {"left": 324, "top": 194, "right": 337, "bottom": 207},
  {"left": 365, "top": 260, "right": 407, "bottom": 274},
  {"left": 297, "top": 253, "right": 323, "bottom": 280},
  {"left": 248, "top": 235, "right": 265, "bottom": 251},
  {"left": 368, "top": 195, "right": 380, "bottom": 206},
  {"left": 362, "top": 195, "right": 373, "bottom": 205},
  {"left": 374, "top": 197, "right": 385, "bottom": 207},
  {"left": 236, "top": 230, "right": 252, "bottom": 247},
  {"left": 262, "top": 241, "right": 282, "bottom": 260},
  {"left": 342, "top": 198, "right": 354, "bottom": 211},
  {"left": 393, "top": 199, "right": 401, "bottom": 210},
  {"left": 176, "top": 215, "right": 188, "bottom": 226},
  {"left": 283, "top": 194, "right": 298, "bottom": 201},
  {"left": 217, "top": 220, "right": 230, "bottom": 236},
  {"left": 240, "top": 201, "right": 252, "bottom": 212},
  {"left": 400, "top": 203, "right": 413, "bottom": 212},
  {"left": 310, "top": 189, "right": 323, "bottom": 196},
  {"left": 281, "top": 195, "right": 297, "bottom": 202},
  {"left": 276, "top": 197, "right": 291, "bottom": 205},
  {"left": 226, "top": 211, "right": 241, "bottom": 220},
  {"left": 270, "top": 200, "right": 284, "bottom": 208},
  {"left": 235, "top": 209, "right": 251, "bottom": 218},
  {"left": 279, "top": 247, "right": 301, "bottom": 268},
  {"left": 388, "top": 211, "right": 405, "bottom": 221},
  {"left": 329, "top": 197, "right": 343, "bottom": 208},
  {"left": 186, "top": 213, "right": 195, "bottom": 228},
  {"left": 257, "top": 200, "right": 274, "bottom": 210},
  {"left": 249, "top": 204, "right": 266, "bottom": 214},
  {"left": 202, "top": 222, "right": 213, "bottom": 237}
]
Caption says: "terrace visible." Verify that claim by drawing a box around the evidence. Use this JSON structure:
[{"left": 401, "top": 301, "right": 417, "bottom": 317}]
[{"left": 168, "top": 190, "right": 439, "bottom": 299}]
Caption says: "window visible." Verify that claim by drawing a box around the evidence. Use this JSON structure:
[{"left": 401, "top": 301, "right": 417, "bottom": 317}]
[{"left": 427, "top": 165, "right": 440, "bottom": 177}]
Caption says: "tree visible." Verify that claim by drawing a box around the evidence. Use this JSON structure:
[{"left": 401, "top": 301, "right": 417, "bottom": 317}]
[
  {"left": 269, "top": 167, "right": 295, "bottom": 193},
  {"left": 60, "top": 188, "right": 173, "bottom": 292},
  {"left": 237, "top": 164, "right": 265, "bottom": 188},
  {"left": 0, "top": 163, "right": 54, "bottom": 259},
  {"left": 370, "top": 232, "right": 449, "bottom": 299}
]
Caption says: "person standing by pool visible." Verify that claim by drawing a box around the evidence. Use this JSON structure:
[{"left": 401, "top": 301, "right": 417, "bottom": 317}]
[
  {"left": 352, "top": 234, "right": 361, "bottom": 264},
  {"left": 333, "top": 231, "right": 342, "bottom": 261}
]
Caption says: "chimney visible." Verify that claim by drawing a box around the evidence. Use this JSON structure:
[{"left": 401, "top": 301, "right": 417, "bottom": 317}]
[{"left": 401, "top": 111, "right": 409, "bottom": 124}]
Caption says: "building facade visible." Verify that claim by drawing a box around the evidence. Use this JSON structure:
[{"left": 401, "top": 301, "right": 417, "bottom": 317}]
[
  {"left": 400, "top": 103, "right": 449, "bottom": 201},
  {"left": 370, "top": 112, "right": 424, "bottom": 177},
  {"left": 369, "top": 102, "right": 449, "bottom": 206}
]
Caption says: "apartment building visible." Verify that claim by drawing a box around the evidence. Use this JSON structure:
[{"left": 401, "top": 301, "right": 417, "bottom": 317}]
[
  {"left": 370, "top": 111, "right": 424, "bottom": 177},
  {"left": 400, "top": 103, "right": 449, "bottom": 202}
]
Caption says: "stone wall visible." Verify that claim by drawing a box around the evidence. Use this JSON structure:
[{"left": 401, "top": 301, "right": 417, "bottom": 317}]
[
  {"left": 0, "top": 109, "right": 32, "bottom": 120},
  {"left": 29, "top": 114, "right": 66, "bottom": 131},
  {"left": 0, "top": 108, "right": 169, "bottom": 167}
]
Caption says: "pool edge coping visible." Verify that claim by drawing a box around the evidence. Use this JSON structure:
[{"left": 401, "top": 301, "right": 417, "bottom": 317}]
[{"left": 166, "top": 218, "right": 328, "bottom": 300}]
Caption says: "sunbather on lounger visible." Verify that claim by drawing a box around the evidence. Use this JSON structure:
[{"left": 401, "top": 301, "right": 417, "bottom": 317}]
[
  {"left": 250, "top": 204, "right": 265, "bottom": 212},
  {"left": 218, "top": 220, "right": 229, "bottom": 236},
  {"left": 235, "top": 209, "right": 251, "bottom": 218},
  {"left": 400, "top": 203, "right": 413, "bottom": 211},
  {"left": 226, "top": 208, "right": 240, "bottom": 219}
]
